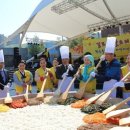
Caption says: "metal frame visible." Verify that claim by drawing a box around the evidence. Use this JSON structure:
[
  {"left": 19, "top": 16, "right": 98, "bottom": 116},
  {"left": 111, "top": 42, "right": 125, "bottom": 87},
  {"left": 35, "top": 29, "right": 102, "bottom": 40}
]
[
  {"left": 70, "top": 0, "right": 111, "bottom": 22},
  {"left": 51, "top": 0, "right": 98, "bottom": 14},
  {"left": 51, "top": 0, "right": 130, "bottom": 33},
  {"left": 88, "top": 15, "right": 130, "bottom": 32}
]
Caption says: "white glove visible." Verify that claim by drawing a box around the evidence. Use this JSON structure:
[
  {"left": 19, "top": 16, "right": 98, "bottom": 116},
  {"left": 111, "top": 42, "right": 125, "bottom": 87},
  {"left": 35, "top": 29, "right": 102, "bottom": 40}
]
[
  {"left": 90, "top": 72, "right": 96, "bottom": 77},
  {"left": 100, "top": 55, "right": 105, "bottom": 61},
  {"left": 5, "top": 83, "right": 10, "bottom": 89},
  {"left": 75, "top": 74, "right": 80, "bottom": 78},
  {"left": 62, "top": 72, "right": 68, "bottom": 78},
  {"left": 68, "top": 64, "right": 73, "bottom": 71},
  {"left": 113, "top": 81, "right": 124, "bottom": 88}
]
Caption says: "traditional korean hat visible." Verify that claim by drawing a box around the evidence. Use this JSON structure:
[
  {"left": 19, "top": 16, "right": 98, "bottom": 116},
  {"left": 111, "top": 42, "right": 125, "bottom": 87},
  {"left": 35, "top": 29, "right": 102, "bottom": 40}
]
[
  {"left": 18, "top": 60, "right": 26, "bottom": 65},
  {"left": 0, "top": 49, "right": 4, "bottom": 62},
  {"left": 105, "top": 37, "right": 116, "bottom": 53},
  {"left": 60, "top": 46, "right": 69, "bottom": 59}
]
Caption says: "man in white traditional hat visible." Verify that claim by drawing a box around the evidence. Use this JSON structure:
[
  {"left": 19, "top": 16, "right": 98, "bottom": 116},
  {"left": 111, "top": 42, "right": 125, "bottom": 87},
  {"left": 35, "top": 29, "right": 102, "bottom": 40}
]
[
  {"left": 0, "top": 49, "right": 10, "bottom": 98},
  {"left": 90, "top": 37, "right": 121, "bottom": 97},
  {"left": 56, "top": 46, "right": 76, "bottom": 93}
]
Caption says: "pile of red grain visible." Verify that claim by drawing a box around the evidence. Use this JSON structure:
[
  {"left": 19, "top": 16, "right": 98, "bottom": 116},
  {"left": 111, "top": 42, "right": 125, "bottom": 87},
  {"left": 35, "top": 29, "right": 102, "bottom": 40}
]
[
  {"left": 8, "top": 99, "right": 27, "bottom": 109},
  {"left": 83, "top": 112, "right": 120, "bottom": 125},
  {"left": 77, "top": 123, "right": 118, "bottom": 130},
  {"left": 83, "top": 112, "right": 108, "bottom": 124},
  {"left": 71, "top": 99, "right": 88, "bottom": 108}
]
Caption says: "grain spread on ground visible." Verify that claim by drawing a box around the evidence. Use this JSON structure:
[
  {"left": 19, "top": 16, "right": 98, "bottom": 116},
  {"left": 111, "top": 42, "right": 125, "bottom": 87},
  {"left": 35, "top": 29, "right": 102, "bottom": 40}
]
[
  {"left": 81, "top": 102, "right": 112, "bottom": 114},
  {"left": 0, "top": 96, "right": 129, "bottom": 130},
  {"left": 107, "top": 117, "right": 120, "bottom": 125},
  {"left": 77, "top": 123, "right": 118, "bottom": 130},
  {"left": 71, "top": 99, "right": 87, "bottom": 108},
  {"left": 0, "top": 104, "right": 10, "bottom": 112},
  {"left": 27, "top": 98, "right": 43, "bottom": 106},
  {"left": 83, "top": 112, "right": 108, "bottom": 124},
  {"left": 83, "top": 112, "right": 121, "bottom": 125},
  {"left": 58, "top": 96, "right": 79, "bottom": 105},
  {"left": 0, "top": 103, "right": 86, "bottom": 130},
  {"left": 8, "top": 99, "right": 27, "bottom": 109}
]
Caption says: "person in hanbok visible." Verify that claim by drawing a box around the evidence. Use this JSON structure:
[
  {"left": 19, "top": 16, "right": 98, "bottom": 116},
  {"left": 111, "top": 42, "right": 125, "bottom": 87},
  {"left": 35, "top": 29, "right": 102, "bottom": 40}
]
[
  {"left": 13, "top": 60, "right": 33, "bottom": 95},
  {"left": 50, "top": 58, "right": 59, "bottom": 89},
  {"left": 35, "top": 58, "right": 54, "bottom": 92},
  {"left": 78, "top": 55, "right": 96, "bottom": 94}
]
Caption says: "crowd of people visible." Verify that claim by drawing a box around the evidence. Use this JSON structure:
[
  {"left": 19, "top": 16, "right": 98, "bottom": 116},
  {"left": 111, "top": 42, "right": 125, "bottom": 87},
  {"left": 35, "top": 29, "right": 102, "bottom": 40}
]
[{"left": 0, "top": 37, "right": 130, "bottom": 103}]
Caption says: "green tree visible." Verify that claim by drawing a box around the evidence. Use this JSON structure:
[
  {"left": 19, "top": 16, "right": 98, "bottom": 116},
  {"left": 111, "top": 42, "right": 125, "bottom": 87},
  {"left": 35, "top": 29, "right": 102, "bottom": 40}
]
[
  {"left": 69, "top": 37, "right": 84, "bottom": 48},
  {"left": 28, "top": 36, "right": 44, "bottom": 56}
]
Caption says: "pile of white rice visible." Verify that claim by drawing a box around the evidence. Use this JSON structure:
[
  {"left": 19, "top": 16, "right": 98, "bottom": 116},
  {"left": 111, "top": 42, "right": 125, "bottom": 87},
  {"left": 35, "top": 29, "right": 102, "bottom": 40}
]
[{"left": 0, "top": 104, "right": 86, "bottom": 130}]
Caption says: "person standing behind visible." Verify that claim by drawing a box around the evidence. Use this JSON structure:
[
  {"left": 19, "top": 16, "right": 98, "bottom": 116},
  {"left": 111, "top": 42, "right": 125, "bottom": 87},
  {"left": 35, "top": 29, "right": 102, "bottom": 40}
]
[
  {"left": 50, "top": 58, "right": 59, "bottom": 89},
  {"left": 13, "top": 60, "right": 33, "bottom": 95},
  {"left": 56, "top": 46, "right": 76, "bottom": 93},
  {"left": 114, "top": 53, "right": 130, "bottom": 101},
  {"left": 35, "top": 58, "right": 54, "bottom": 92},
  {"left": 36, "top": 55, "right": 52, "bottom": 68},
  {"left": 121, "top": 53, "right": 130, "bottom": 99},
  {"left": 90, "top": 37, "right": 121, "bottom": 98},
  {"left": 78, "top": 55, "right": 96, "bottom": 94},
  {"left": 42, "top": 48, "right": 50, "bottom": 62},
  {"left": 0, "top": 50, "right": 10, "bottom": 98}
]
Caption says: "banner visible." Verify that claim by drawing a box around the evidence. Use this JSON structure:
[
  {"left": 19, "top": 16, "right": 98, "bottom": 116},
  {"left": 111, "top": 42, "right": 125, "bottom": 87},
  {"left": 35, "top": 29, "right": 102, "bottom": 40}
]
[
  {"left": 69, "top": 37, "right": 84, "bottom": 57},
  {"left": 83, "top": 34, "right": 130, "bottom": 59}
]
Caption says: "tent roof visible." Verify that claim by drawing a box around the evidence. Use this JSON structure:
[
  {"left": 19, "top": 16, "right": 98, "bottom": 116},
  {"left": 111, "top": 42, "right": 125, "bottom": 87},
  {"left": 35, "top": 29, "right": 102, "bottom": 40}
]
[
  {"left": 4, "top": 0, "right": 130, "bottom": 44},
  {"left": 27, "top": 0, "right": 130, "bottom": 38}
]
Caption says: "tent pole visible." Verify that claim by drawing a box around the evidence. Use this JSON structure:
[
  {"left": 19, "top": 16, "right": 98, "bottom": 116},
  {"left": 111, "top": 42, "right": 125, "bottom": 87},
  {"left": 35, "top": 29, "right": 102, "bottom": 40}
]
[
  {"left": 102, "top": 0, "right": 118, "bottom": 23},
  {"left": 19, "top": 17, "right": 35, "bottom": 48},
  {"left": 19, "top": 32, "right": 25, "bottom": 48},
  {"left": 119, "top": 25, "right": 123, "bottom": 35}
]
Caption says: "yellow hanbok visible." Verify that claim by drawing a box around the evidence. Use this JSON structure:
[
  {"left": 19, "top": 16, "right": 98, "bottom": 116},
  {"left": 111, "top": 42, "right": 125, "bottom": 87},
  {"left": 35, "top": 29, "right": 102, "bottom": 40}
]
[
  {"left": 35, "top": 67, "right": 53, "bottom": 91},
  {"left": 79, "top": 65, "right": 96, "bottom": 94},
  {"left": 50, "top": 67, "right": 58, "bottom": 85},
  {"left": 121, "top": 65, "right": 130, "bottom": 92},
  {"left": 13, "top": 70, "right": 33, "bottom": 94}
]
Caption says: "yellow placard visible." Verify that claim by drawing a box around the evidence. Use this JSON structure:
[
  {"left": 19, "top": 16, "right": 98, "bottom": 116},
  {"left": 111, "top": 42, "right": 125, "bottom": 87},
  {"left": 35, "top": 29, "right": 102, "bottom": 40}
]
[
  {"left": 70, "top": 44, "right": 83, "bottom": 55},
  {"left": 83, "top": 34, "right": 130, "bottom": 59}
]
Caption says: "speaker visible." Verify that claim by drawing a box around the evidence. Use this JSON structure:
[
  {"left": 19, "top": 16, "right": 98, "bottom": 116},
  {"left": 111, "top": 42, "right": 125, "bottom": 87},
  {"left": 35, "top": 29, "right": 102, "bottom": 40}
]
[
  {"left": 14, "top": 47, "right": 19, "bottom": 56},
  {"left": 34, "top": 55, "right": 37, "bottom": 59},
  {"left": 14, "top": 55, "right": 21, "bottom": 68}
]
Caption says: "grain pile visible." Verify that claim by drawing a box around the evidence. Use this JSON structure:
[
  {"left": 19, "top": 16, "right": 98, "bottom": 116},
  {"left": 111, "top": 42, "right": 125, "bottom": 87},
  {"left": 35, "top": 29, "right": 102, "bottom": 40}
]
[
  {"left": 8, "top": 99, "right": 27, "bottom": 109},
  {"left": 27, "top": 98, "right": 43, "bottom": 106},
  {"left": 0, "top": 103, "right": 86, "bottom": 130},
  {"left": 81, "top": 102, "right": 112, "bottom": 114},
  {"left": 71, "top": 99, "right": 88, "bottom": 108},
  {"left": 0, "top": 104, "right": 10, "bottom": 112},
  {"left": 58, "top": 96, "right": 80, "bottom": 105},
  {"left": 83, "top": 112, "right": 108, "bottom": 124},
  {"left": 77, "top": 123, "right": 118, "bottom": 130}
]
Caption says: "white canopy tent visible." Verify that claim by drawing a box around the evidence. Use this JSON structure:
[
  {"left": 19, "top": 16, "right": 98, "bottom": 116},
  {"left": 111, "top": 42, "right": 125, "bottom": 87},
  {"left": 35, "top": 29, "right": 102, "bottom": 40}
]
[{"left": 2, "top": 0, "right": 130, "bottom": 46}]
